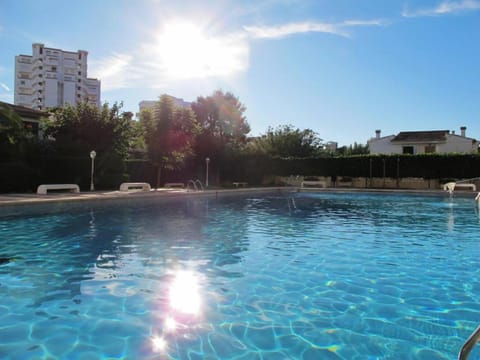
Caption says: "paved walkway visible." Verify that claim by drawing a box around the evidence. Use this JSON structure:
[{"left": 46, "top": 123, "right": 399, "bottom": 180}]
[
  {"left": 0, "top": 186, "right": 458, "bottom": 209},
  {"left": 0, "top": 187, "right": 278, "bottom": 208},
  {"left": 0, "top": 188, "right": 192, "bottom": 207}
]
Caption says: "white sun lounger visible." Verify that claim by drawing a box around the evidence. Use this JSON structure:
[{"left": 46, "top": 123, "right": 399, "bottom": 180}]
[
  {"left": 37, "top": 184, "right": 80, "bottom": 194},
  {"left": 119, "top": 182, "right": 151, "bottom": 191}
]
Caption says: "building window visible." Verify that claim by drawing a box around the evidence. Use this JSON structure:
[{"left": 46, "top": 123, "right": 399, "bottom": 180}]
[
  {"left": 78, "top": 79, "right": 81, "bottom": 83},
  {"left": 52, "top": 66, "right": 57, "bottom": 71},
  {"left": 402, "top": 146, "right": 414, "bottom": 154},
  {"left": 78, "top": 53, "right": 82, "bottom": 60},
  {"left": 425, "top": 145, "right": 436, "bottom": 153},
  {"left": 77, "top": 86, "right": 81, "bottom": 90},
  {"left": 39, "top": 47, "right": 43, "bottom": 55},
  {"left": 78, "top": 71, "right": 81, "bottom": 75},
  {"left": 39, "top": 66, "right": 43, "bottom": 70},
  {"left": 20, "top": 80, "right": 25, "bottom": 85}
]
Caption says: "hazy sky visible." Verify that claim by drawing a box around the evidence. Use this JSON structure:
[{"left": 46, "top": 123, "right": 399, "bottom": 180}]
[{"left": 1, "top": 0, "right": 479, "bottom": 146}]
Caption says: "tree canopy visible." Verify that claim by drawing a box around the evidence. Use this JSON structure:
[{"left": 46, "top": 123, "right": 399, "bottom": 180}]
[
  {"left": 0, "top": 102, "right": 26, "bottom": 146},
  {"left": 45, "top": 101, "right": 133, "bottom": 159},
  {"left": 336, "top": 142, "right": 369, "bottom": 156},
  {"left": 191, "top": 90, "right": 250, "bottom": 161},
  {"left": 247, "top": 125, "right": 324, "bottom": 158},
  {"left": 140, "top": 94, "right": 200, "bottom": 186},
  {"left": 0, "top": 102, "right": 42, "bottom": 161}
]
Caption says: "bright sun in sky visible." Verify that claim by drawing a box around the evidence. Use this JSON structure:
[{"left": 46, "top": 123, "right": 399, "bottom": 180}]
[{"left": 152, "top": 20, "right": 248, "bottom": 80}]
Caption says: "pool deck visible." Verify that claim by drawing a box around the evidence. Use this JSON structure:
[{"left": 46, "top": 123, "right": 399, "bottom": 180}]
[
  {"left": 0, "top": 186, "right": 463, "bottom": 209},
  {"left": 0, "top": 187, "right": 286, "bottom": 208}
]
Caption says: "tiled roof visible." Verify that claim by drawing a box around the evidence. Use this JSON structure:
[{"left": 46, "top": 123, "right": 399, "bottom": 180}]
[
  {"left": 0, "top": 101, "right": 45, "bottom": 119},
  {"left": 392, "top": 130, "right": 449, "bottom": 142}
]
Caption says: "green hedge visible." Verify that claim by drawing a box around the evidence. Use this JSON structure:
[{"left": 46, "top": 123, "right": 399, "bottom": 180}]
[
  {"left": 219, "top": 154, "right": 480, "bottom": 185},
  {"left": 0, "top": 155, "right": 129, "bottom": 193},
  {"left": 2, "top": 154, "right": 480, "bottom": 193},
  {"left": 0, "top": 162, "right": 39, "bottom": 193}
]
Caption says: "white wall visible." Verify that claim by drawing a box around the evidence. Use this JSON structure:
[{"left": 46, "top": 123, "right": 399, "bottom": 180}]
[
  {"left": 44, "top": 79, "right": 58, "bottom": 108},
  {"left": 64, "top": 81, "right": 76, "bottom": 105},
  {"left": 369, "top": 134, "right": 478, "bottom": 155},
  {"left": 368, "top": 135, "right": 397, "bottom": 154},
  {"left": 438, "top": 134, "right": 478, "bottom": 153}
]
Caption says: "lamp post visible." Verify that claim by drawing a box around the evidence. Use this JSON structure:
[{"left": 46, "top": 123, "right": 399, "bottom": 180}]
[
  {"left": 205, "top": 157, "right": 210, "bottom": 188},
  {"left": 90, "top": 150, "right": 96, "bottom": 191}
]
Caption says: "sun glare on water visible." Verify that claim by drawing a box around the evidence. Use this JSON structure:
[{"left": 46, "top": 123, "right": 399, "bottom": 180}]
[
  {"left": 151, "top": 269, "right": 203, "bottom": 353},
  {"left": 153, "top": 20, "right": 248, "bottom": 80},
  {"left": 169, "top": 270, "right": 202, "bottom": 315}
]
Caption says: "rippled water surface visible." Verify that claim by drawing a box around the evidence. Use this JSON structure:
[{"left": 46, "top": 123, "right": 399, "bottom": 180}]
[{"left": 1, "top": 191, "right": 480, "bottom": 359}]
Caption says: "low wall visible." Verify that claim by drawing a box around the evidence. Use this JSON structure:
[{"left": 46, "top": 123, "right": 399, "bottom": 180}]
[
  {"left": 360, "top": 177, "right": 440, "bottom": 190},
  {"left": 273, "top": 176, "right": 442, "bottom": 190}
]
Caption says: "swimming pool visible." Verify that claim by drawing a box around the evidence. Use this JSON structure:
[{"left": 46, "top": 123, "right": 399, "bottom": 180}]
[{"left": 0, "top": 191, "right": 479, "bottom": 359}]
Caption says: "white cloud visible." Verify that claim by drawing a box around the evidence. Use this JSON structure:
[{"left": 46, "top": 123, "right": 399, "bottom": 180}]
[
  {"left": 89, "top": 53, "right": 133, "bottom": 91},
  {"left": 0, "top": 82, "right": 10, "bottom": 92},
  {"left": 90, "top": 17, "right": 383, "bottom": 92},
  {"left": 245, "top": 22, "right": 344, "bottom": 39},
  {"left": 341, "top": 19, "right": 387, "bottom": 27},
  {"left": 402, "top": 0, "right": 480, "bottom": 17},
  {"left": 244, "top": 19, "right": 386, "bottom": 39}
]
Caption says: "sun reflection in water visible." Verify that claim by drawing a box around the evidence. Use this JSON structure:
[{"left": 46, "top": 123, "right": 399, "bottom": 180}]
[
  {"left": 151, "top": 336, "right": 167, "bottom": 352},
  {"left": 169, "top": 270, "right": 201, "bottom": 315},
  {"left": 164, "top": 316, "right": 177, "bottom": 332},
  {"left": 151, "top": 269, "right": 203, "bottom": 354}
]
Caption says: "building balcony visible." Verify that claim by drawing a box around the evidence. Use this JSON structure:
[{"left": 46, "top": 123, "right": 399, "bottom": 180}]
[
  {"left": 17, "top": 57, "right": 33, "bottom": 64},
  {"left": 45, "top": 72, "right": 57, "bottom": 79}
]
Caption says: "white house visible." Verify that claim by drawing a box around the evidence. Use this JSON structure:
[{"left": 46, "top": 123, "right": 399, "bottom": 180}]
[
  {"left": 15, "top": 43, "right": 101, "bottom": 110},
  {"left": 368, "top": 127, "right": 479, "bottom": 155}
]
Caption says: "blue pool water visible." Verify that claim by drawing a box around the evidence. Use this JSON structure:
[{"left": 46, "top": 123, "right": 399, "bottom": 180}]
[{"left": 0, "top": 191, "right": 480, "bottom": 359}]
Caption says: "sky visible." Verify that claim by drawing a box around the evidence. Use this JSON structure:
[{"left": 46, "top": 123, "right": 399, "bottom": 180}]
[{"left": 1, "top": 0, "right": 479, "bottom": 146}]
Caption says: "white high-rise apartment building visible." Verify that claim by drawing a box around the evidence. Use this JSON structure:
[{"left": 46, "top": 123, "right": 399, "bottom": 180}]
[{"left": 14, "top": 43, "right": 101, "bottom": 110}]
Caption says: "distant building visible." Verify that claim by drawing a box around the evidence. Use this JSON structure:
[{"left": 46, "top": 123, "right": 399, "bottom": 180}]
[
  {"left": 139, "top": 96, "right": 191, "bottom": 114},
  {"left": 368, "top": 127, "right": 479, "bottom": 155},
  {"left": 14, "top": 43, "right": 101, "bottom": 110},
  {"left": 325, "top": 141, "right": 338, "bottom": 152}
]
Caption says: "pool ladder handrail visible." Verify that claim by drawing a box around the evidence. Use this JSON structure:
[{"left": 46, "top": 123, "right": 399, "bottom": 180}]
[
  {"left": 458, "top": 325, "right": 480, "bottom": 360},
  {"left": 186, "top": 179, "right": 204, "bottom": 192},
  {"left": 195, "top": 179, "right": 204, "bottom": 191},
  {"left": 287, "top": 197, "right": 297, "bottom": 213}
]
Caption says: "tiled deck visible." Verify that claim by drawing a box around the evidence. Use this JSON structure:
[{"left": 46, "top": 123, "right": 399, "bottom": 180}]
[
  {"left": 0, "top": 187, "right": 285, "bottom": 208},
  {"left": 0, "top": 186, "right": 457, "bottom": 210}
]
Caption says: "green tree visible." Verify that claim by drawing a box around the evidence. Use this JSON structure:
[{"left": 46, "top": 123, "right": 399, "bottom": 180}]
[
  {"left": 0, "top": 102, "right": 25, "bottom": 143},
  {"left": 43, "top": 101, "right": 134, "bottom": 188},
  {"left": 45, "top": 101, "right": 133, "bottom": 158},
  {"left": 0, "top": 102, "right": 47, "bottom": 163},
  {"left": 191, "top": 90, "right": 250, "bottom": 160},
  {"left": 141, "top": 95, "right": 200, "bottom": 187},
  {"left": 336, "top": 142, "right": 369, "bottom": 156},
  {"left": 128, "top": 119, "right": 147, "bottom": 159},
  {"left": 247, "top": 125, "right": 323, "bottom": 158}
]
